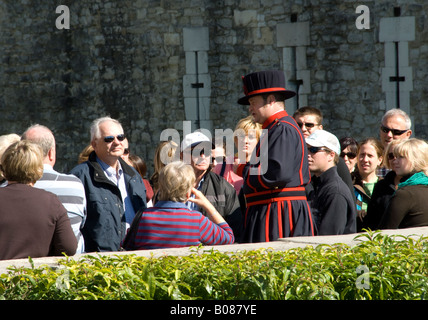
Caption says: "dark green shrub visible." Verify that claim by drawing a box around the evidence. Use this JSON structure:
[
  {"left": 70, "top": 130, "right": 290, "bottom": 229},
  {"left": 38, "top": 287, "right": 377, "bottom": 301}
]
[{"left": 0, "top": 231, "right": 427, "bottom": 300}]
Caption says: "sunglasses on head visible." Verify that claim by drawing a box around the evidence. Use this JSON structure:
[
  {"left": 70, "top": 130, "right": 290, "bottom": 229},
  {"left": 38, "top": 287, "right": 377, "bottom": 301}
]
[
  {"left": 380, "top": 125, "right": 408, "bottom": 136},
  {"left": 308, "top": 146, "right": 329, "bottom": 154},
  {"left": 340, "top": 152, "right": 357, "bottom": 159},
  {"left": 103, "top": 134, "right": 125, "bottom": 143},
  {"left": 297, "top": 122, "right": 318, "bottom": 129}
]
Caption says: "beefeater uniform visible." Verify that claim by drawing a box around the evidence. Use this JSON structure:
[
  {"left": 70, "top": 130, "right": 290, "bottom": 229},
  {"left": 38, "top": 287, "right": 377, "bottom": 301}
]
[{"left": 237, "top": 70, "right": 314, "bottom": 242}]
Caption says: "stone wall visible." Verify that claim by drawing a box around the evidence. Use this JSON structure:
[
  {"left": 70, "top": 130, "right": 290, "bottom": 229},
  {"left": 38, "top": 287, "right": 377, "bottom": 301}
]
[{"left": 0, "top": 0, "right": 427, "bottom": 174}]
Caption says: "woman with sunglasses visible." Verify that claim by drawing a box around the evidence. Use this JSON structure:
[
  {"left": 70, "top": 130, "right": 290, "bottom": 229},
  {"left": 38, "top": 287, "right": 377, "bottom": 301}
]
[
  {"left": 364, "top": 139, "right": 402, "bottom": 230},
  {"left": 339, "top": 137, "right": 358, "bottom": 173},
  {"left": 352, "top": 138, "right": 384, "bottom": 231},
  {"left": 379, "top": 138, "right": 428, "bottom": 229}
]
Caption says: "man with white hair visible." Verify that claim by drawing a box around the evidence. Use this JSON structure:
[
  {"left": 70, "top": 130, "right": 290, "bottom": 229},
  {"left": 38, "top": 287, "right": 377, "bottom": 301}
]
[
  {"left": 378, "top": 108, "right": 412, "bottom": 178},
  {"left": 70, "top": 116, "right": 147, "bottom": 252},
  {"left": 379, "top": 108, "right": 412, "bottom": 148},
  {"left": 306, "top": 130, "right": 356, "bottom": 235}
]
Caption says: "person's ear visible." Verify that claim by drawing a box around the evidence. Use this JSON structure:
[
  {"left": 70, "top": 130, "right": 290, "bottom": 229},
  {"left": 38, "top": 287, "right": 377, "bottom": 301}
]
[{"left": 185, "top": 188, "right": 192, "bottom": 200}]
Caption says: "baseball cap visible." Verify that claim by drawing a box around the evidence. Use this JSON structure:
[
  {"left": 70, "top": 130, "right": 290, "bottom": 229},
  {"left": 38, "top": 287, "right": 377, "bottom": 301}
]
[
  {"left": 181, "top": 132, "right": 215, "bottom": 151},
  {"left": 306, "top": 130, "right": 341, "bottom": 155}
]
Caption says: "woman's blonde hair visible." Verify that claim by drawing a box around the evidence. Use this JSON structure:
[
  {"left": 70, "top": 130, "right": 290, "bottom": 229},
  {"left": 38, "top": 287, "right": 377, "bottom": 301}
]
[
  {"left": 158, "top": 161, "right": 195, "bottom": 202},
  {"left": 234, "top": 115, "right": 262, "bottom": 141},
  {"left": 0, "top": 133, "right": 21, "bottom": 180},
  {"left": 1, "top": 140, "right": 44, "bottom": 184},
  {"left": 151, "top": 140, "right": 178, "bottom": 192},
  {"left": 393, "top": 138, "right": 428, "bottom": 175}
]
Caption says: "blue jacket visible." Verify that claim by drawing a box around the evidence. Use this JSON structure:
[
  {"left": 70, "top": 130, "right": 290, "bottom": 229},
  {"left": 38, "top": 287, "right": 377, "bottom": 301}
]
[{"left": 70, "top": 151, "right": 147, "bottom": 252}]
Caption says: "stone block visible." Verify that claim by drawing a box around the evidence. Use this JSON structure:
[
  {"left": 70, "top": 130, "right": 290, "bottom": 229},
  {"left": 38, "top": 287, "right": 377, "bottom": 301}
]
[
  {"left": 184, "top": 97, "right": 211, "bottom": 120},
  {"left": 276, "top": 22, "right": 310, "bottom": 47},
  {"left": 296, "top": 69, "right": 311, "bottom": 94},
  {"left": 183, "top": 74, "right": 211, "bottom": 97},
  {"left": 384, "top": 41, "right": 409, "bottom": 67},
  {"left": 296, "top": 46, "right": 307, "bottom": 70},
  {"left": 379, "top": 16, "right": 415, "bottom": 42},
  {"left": 233, "top": 9, "right": 258, "bottom": 27},
  {"left": 381, "top": 66, "right": 413, "bottom": 92},
  {"left": 183, "top": 27, "right": 209, "bottom": 51},
  {"left": 163, "top": 33, "right": 180, "bottom": 46},
  {"left": 185, "top": 51, "right": 208, "bottom": 74}
]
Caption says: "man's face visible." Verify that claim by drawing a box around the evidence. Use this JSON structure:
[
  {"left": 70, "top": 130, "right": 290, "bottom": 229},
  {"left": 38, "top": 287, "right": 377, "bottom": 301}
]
[
  {"left": 248, "top": 95, "right": 269, "bottom": 124},
  {"left": 92, "top": 121, "right": 125, "bottom": 164},
  {"left": 307, "top": 144, "right": 333, "bottom": 176},
  {"left": 379, "top": 115, "right": 411, "bottom": 147},
  {"left": 294, "top": 114, "right": 322, "bottom": 138},
  {"left": 188, "top": 143, "right": 212, "bottom": 173}
]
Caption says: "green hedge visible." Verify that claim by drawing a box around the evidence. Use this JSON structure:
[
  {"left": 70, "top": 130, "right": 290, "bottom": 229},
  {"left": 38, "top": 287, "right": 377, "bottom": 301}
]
[{"left": 1, "top": 231, "right": 427, "bottom": 300}]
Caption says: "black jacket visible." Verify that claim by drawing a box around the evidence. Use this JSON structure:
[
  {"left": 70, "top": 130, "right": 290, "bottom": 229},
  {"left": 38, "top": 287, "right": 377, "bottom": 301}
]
[
  {"left": 365, "top": 170, "right": 396, "bottom": 230},
  {"left": 198, "top": 170, "right": 243, "bottom": 242},
  {"left": 70, "top": 151, "right": 147, "bottom": 252},
  {"left": 309, "top": 166, "right": 356, "bottom": 235}
]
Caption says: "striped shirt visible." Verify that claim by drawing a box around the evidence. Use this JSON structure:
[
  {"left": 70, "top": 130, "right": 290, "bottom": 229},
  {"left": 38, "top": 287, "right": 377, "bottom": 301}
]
[
  {"left": 130, "top": 201, "right": 235, "bottom": 249},
  {"left": 34, "top": 164, "right": 86, "bottom": 253}
]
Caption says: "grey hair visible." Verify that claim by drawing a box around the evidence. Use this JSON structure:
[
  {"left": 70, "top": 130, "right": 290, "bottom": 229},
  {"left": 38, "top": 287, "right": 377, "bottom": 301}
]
[
  {"left": 381, "top": 108, "right": 412, "bottom": 130},
  {"left": 90, "top": 116, "right": 123, "bottom": 142},
  {"left": 21, "top": 124, "right": 54, "bottom": 158}
]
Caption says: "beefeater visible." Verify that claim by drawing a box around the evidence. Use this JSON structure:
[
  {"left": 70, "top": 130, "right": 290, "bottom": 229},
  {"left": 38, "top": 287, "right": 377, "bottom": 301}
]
[{"left": 236, "top": 70, "right": 314, "bottom": 242}]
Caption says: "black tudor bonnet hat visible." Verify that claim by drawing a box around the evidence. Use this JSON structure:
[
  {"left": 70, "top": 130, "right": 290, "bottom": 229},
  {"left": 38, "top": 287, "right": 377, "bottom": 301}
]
[{"left": 237, "top": 70, "right": 296, "bottom": 105}]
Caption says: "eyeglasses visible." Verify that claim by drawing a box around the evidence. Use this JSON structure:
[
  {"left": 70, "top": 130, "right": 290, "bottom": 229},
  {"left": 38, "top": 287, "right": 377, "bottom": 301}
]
[
  {"left": 297, "top": 122, "right": 319, "bottom": 129},
  {"left": 340, "top": 152, "right": 357, "bottom": 159},
  {"left": 308, "top": 146, "right": 329, "bottom": 154},
  {"left": 387, "top": 153, "right": 396, "bottom": 161},
  {"left": 380, "top": 125, "right": 408, "bottom": 136},
  {"left": 103, "top": 134, "right": 125, "bottom": 143}
]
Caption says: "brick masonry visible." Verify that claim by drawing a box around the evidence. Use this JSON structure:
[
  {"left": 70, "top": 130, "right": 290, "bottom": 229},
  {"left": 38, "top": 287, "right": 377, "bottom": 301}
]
[{"left": 0, "top": 1, "right": 427, "bottom": 175}]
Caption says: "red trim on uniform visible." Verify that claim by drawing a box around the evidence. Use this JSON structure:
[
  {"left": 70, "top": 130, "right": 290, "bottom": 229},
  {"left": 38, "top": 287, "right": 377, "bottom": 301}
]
[
  {"left": 262, "top": 110, "right": 289, "bottom": 129},
  {"left": 278, "top": 202, "right": 283, "bottom": 238},
  {"left": 287, "top": 200, "right": 294, "bottom": 236},
  {"left": 306, "top": 201, "right": 315, "bottom": 236},
  {"left": 250, "top": 130, "right": 270, "bottom": 191},
  {"left": 236, "top": 163, "right": 246, "bottom": 177},
  {"left": 246, "top": 170, "right": 258, "bottom": 193},
  {"left": 246, "top": 196, "right": 307, "bottom": 207},
  {"left": 245, "top": 187, "right": 306, "bottom": 198},
  {"left": 257, "top": 163, "right": 269, "bottom": 190},
  {"left": 265, "top": 203, "right": 271, "bottom": 242},
  {"left": 246, "top": 87, "right": 287, "bottom": 98},
  {"left": 280, "top": 119, "right": 306, "bottom": 185}
]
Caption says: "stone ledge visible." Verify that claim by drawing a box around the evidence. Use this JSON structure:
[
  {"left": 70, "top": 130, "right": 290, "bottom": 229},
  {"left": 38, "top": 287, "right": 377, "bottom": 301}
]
[{"left": 1, "top": 227, "right": 428, "bottom": 275}]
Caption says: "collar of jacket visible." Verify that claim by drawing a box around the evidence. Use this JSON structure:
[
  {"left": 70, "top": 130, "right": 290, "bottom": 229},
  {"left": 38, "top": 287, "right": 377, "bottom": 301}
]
[
  {"left": 313, "top": 166, "right": 338, "bottom": 190},
  {"left": 398, "top": 171, "right": 428, "bottom": 189},
  {"left": 88, "top": 151, "right": 137, "bottom": 185},
  {"left": 262, "top": 110, "right": 289, "bottom": 129}
]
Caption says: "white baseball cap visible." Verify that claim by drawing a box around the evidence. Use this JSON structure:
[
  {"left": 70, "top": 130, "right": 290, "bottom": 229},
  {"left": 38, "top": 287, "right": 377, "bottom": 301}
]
[
  {"left": 306, "top": 130, "right": 341, "bottom": 155},
  {"left": 181, "top": 132, "right": 214, "bottom": 151}
]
